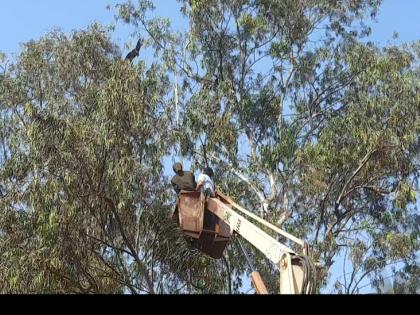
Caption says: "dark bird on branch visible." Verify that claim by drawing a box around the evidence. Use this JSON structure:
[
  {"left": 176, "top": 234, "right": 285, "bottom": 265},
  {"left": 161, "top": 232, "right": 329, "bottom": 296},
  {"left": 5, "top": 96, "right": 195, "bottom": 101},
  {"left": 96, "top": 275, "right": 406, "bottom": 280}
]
[{"left": 125, "top": 38, "right": 144, "bottom": 63}]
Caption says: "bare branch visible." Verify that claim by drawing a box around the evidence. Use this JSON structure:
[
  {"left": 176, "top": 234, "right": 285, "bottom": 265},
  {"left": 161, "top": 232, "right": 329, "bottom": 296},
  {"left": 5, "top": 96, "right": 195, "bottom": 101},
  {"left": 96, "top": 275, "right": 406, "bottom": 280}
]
[
  {"left": 206, "top": 152, "right": 269, "bottom": 215},
  {"left": 99, "top": 194, "right": 155, "bottom": 294},
  {"left": 335, "top": 149, "right": 378, "bottom": 215}
]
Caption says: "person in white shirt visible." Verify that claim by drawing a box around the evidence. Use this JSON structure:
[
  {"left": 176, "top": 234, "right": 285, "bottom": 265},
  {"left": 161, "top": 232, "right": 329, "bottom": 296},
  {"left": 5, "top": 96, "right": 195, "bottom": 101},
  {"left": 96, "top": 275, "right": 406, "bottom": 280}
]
[{"left": 196, "top": 167, "right": 215, "bottom": 198}]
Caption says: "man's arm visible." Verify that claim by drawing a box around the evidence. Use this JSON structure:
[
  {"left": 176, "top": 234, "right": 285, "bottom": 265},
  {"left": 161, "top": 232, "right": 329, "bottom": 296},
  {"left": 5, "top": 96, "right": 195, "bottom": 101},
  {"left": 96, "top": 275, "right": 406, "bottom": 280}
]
[
  {"left": 195, "top": 182, "right": 203, "bottom": 191},
  {"left": 171, "top": 177, "right": 181, "bottom": 194},
  {"left": 195, "top": 174, "right": 203, "bottom": 191}
]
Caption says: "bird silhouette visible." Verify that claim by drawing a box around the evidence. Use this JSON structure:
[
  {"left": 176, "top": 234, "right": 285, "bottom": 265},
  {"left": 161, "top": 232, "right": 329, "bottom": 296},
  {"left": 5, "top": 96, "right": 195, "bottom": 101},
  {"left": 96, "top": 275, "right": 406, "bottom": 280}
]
[{"left": 125, "top": 38, "right": 144, "bottom": 63}]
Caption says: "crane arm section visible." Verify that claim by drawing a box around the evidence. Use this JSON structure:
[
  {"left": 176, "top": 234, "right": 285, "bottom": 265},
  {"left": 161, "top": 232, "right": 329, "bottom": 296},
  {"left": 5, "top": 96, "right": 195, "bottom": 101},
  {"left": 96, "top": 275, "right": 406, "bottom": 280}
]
[
  {"left": 216, "top": 191, "right": 304, "bottom": 246},
  {"left": 206, "top": 195, "right": 317, "bottom": 294},
  {"left": 206, "top": 198, "right": 295, "bottom": 265}
]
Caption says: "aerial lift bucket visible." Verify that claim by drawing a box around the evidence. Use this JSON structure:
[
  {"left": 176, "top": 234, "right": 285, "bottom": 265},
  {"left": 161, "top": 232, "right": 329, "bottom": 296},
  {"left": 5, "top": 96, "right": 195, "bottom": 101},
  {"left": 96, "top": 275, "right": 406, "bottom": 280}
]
[{"left": 177, "top": 191, "right": 232, "bottom": 259}]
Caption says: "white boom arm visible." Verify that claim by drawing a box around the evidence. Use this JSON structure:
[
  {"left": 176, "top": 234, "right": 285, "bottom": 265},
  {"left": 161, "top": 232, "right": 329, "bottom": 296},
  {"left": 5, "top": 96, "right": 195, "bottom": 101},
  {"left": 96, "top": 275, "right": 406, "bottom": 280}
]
[
  {"left": 206, "top": 197, "right": 314, "bottom": 294},
  {"left": 208, "top": 198, "right": 295, "bottom": 264}
]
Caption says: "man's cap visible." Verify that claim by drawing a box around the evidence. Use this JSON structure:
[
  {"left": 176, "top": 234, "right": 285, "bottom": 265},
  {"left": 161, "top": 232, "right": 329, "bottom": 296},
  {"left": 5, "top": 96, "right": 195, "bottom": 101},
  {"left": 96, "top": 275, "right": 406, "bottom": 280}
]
[{"left": 173, "top": 163, "right": 183, "bottom": 172}]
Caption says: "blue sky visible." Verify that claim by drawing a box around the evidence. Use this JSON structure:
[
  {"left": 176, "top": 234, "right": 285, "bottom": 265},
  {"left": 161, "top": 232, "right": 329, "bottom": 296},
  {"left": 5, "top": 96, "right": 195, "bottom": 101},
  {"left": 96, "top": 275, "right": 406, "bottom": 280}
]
[
  {"left": 0, "top": 0, "right": 189, "bottom": 56},
  {"left": 1, "top": 0, "right": 419, "bottom": 294},
  {"left": 1, "top": 0, "right": 420, "bottom": 56}
]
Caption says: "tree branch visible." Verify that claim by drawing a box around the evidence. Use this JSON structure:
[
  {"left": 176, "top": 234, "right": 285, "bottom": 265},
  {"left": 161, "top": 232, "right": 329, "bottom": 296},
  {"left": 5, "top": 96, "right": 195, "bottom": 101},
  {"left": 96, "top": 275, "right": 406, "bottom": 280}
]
[
  {"left": 207, "top": 152, "right": 268, "bottom": 215},
  {"left": 335, "top": 149, "right": 377, "bottom": 217},
  {"left": 100, "top": 194, "right": 155, "bottom": 294}
]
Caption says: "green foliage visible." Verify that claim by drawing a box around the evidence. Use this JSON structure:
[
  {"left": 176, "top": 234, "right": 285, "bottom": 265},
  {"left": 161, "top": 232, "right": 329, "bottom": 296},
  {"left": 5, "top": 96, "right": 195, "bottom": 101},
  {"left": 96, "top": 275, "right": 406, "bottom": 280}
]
[
  {"left": 0, "top": 25, "right": 218, "bottom": 294},
  {"left": 1, "top": 0, "right": 419, "bottom": 294}
]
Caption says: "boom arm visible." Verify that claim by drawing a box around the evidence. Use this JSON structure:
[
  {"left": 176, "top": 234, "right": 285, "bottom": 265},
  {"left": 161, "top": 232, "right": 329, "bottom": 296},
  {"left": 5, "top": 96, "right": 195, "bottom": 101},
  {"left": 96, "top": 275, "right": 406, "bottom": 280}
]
[
  {"left": 207, "top": 198, "right": 296, "bottom": 264},
  {"left": 206, "top": 195, "right": 317, "bottom": 294}
]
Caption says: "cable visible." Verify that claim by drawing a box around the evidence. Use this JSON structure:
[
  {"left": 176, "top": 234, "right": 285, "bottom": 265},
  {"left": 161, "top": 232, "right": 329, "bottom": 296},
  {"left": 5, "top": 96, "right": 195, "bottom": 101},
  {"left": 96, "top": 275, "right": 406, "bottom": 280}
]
[
  {"left": 236, "top": 237, "right": 255, "bottom": 271},
  {"left": 294, "top": 254, "right": 317, "bottom": 294}
]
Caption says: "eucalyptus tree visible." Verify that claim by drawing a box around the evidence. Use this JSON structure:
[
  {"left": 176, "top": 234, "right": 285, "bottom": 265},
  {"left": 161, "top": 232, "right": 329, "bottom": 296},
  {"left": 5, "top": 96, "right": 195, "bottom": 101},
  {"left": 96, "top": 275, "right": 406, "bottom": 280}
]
[
  {"left": 0, "top": 24, "right": 230, "bottom": 294},
  {"left": 115, "top": 0, "right": 420, "bottom": 293}
]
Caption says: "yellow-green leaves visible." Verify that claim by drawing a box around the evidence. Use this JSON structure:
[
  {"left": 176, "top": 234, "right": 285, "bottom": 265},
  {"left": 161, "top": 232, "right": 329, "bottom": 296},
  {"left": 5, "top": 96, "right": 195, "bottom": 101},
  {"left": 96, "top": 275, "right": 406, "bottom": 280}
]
[
  {"left": 270, "top": 41, "right": 292, "bottom": 59},
  {"left": 395, "top": 182, "right": 417, "bottom": 209},
  {"left": 238, "top": 13, "right": 266, "bottom": 36},
  {"left": 190, "top": 0, "right": 214, "bottom": 12},
  {"left": 0, "top": 23, "right": 174, "bottom": 294}
]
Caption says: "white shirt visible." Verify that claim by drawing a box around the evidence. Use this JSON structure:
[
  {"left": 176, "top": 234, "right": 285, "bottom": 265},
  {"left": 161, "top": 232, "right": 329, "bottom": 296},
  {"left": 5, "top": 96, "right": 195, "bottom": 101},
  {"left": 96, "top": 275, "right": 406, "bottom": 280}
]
[{"left": 197, "top": 173, "right": 215, "bottom": 195}]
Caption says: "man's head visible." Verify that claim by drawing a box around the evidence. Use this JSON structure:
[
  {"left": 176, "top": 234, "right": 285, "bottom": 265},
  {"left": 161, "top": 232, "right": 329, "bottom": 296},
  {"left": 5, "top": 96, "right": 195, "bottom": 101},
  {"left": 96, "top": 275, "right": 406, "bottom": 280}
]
[
  {"left": 204, "top": 167, "right": 214, "bottom": 177},
  {"left": 173, "top": 162, "right": 183, "bottom": 174}
]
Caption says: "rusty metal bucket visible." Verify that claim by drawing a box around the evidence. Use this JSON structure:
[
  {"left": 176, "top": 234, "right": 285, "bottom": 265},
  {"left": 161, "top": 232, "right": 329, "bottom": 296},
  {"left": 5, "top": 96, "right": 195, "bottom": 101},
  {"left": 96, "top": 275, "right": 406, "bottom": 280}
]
[{"left": 177, "top": 191, "right": 232, "bottom": 259}]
